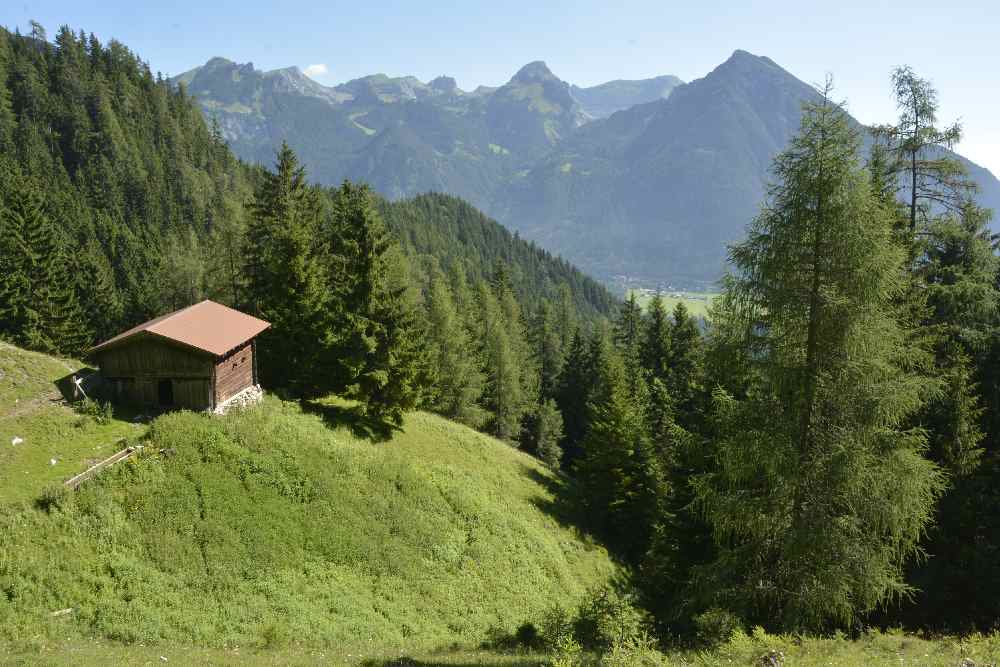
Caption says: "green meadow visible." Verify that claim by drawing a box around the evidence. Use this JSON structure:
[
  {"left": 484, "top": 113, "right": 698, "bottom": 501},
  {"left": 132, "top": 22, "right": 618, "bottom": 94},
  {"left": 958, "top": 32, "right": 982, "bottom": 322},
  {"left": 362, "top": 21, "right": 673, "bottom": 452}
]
[
  {"left": 0, "top": 378, "right": 615, "bottom": 652},
  {"left": 0, "top": 343, "right": 146, "bottom": 505},
  {"left": 626, "top": 290, "right": 719, "bottom": 319}
]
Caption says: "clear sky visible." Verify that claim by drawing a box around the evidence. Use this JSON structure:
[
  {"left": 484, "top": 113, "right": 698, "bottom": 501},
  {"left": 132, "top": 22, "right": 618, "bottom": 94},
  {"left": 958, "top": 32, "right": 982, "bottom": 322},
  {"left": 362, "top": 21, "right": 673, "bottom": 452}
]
[{"left": 4, "top": 0, "right": 998, "bottom": 175}]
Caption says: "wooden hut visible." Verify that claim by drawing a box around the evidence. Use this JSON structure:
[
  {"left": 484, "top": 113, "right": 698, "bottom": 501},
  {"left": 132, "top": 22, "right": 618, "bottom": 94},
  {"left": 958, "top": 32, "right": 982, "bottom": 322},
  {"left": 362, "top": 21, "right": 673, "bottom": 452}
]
[{"left": 88, "top": 300, "right": 270, "bottom": 412}]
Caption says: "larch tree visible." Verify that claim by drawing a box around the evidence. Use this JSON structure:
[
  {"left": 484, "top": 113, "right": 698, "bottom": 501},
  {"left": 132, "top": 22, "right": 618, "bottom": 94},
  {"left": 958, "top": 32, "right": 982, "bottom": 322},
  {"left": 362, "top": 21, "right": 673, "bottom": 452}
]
[
  {"left": 423, "top": 271, "right": 486, "bottom": 428},
  {"left": 873, "top": 66, "right": 974, "bottom": 236},
  {"left": 694, "top": 85, "right": 944, "bottom": 631}
]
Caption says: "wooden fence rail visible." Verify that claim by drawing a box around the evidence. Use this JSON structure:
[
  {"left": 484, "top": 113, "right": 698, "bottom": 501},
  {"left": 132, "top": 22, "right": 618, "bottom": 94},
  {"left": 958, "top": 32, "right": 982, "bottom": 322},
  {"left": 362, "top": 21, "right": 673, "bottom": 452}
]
[{"left": 63, "top": 439, "right": 141, "bottom": 489}]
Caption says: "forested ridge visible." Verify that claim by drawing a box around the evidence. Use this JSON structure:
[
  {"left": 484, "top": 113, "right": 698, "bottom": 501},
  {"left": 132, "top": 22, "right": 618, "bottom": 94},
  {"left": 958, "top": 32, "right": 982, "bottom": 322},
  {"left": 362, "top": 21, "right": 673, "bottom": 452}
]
[{"left": 2, "top": 21, "right": 1000, "bottom": 660}]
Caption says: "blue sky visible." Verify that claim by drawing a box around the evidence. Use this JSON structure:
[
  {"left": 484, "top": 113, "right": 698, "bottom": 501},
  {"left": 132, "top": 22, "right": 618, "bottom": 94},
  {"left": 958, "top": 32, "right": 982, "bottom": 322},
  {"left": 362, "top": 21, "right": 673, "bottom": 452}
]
[{"left": 4, "top": 1, "right": 998, "bottom": 175}]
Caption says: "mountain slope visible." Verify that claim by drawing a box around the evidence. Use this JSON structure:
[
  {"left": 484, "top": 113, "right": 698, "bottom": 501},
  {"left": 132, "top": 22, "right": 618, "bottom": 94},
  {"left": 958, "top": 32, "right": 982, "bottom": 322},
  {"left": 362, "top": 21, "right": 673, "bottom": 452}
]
[
  {"left": 176, "top": 51, "right": 1000, "bottom": 286},
  {"left": 499, "top": 50, "right": 818, "bottom": 282},
  {"left": 0, "top": 345, "right": 616, "bottom": 649},
  {"left": 499, "top": 50, "right": 1000, "bottom": 283}
]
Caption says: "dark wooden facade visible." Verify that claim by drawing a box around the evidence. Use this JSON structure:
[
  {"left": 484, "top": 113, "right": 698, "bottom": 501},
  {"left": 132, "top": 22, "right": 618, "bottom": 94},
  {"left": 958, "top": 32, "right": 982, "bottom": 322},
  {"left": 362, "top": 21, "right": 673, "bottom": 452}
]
[
  {"left": 214, "top": 341, "right": 254, "bottom": 405},
  {"left": 94, "top": 336, "right": 258, "bottom": 412}
]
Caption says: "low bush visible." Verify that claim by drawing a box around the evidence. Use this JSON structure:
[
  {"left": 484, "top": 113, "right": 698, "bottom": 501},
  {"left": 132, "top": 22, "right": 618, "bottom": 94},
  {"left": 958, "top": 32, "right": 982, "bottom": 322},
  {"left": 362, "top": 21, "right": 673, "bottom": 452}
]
[
  {"left": 75, "top": 398, "right": 114, "bottom": 425},
  {"left": 693, "top": 607, "right": 743, "bottom": 647}
]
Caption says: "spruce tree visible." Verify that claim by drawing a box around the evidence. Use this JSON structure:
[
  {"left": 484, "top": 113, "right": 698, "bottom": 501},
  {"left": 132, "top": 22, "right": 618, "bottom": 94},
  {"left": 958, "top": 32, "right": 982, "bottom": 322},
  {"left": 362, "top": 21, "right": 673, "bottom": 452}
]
[
  {"left": 575, "top": 328, "right": 659, "bottom": 563},
  {"left": 0, "top": 166, "right": 89, "bottom": 354},
  {"left": 694, "top": 87, "right": 944, "bottom": 631},
  {"left": 244, "top": 143, "right": 329, "bottom": 393},
  {"left": 614, "top": 293, "right": 646, "bottom": 399},
  {"left": 641, "top": 293, "right": 671, "bottom": 383},
  {"left": 529, "top": 398, "right": 565, "bottom": 469},
  {"left": 76, "top": 238, "right": 123, "bottom": 343},
  {"left": 667, "top": 302, "right": 704, "bottom": 430},
  {"left": 0, "top": 163, "right": 29, "bottom": 342},
  {"left": 530, "top": 300, "right": 565, "bottom": 401},
  {"left": 556, "top": 327, "right": 595, "bottom": 466},
  {"left": 325, "top": 180, "right": 426, "bottom": 423},
  {"left": 477, "top": 281, "right": 529, "bottom": 441}
]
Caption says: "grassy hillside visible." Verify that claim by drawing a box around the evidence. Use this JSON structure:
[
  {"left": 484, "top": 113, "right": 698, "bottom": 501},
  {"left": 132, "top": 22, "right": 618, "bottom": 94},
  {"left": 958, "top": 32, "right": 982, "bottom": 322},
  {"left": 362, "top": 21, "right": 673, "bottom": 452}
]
[
  {"left": 0, "top": 343, "right": 145, "bottom": 505},
  {"left": 0, "top": 347, "right": 615, "bottom": 653}
]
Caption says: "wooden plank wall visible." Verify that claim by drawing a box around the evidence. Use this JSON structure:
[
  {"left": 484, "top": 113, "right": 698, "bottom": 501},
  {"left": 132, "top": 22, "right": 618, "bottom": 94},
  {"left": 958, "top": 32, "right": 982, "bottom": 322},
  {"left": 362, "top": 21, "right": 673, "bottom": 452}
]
[
  {"left": 106, "top": 377, "right": 211, "bottom": 410},
  {"left": 96, "top": 336, "right": 213, "bottom": 378},
  {"left": 96, "top": 335, "right": 215, "bottom": 411},
  {"left": 215, "top": 341, "right": 254, "bottom": 404}
]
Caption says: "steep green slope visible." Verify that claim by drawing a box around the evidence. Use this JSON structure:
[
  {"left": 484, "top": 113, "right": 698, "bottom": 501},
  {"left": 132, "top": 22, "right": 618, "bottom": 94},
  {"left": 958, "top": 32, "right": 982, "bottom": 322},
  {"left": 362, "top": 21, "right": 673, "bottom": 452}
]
[{"left": 0, "top": 348, "right": 616, "bottom": 650}]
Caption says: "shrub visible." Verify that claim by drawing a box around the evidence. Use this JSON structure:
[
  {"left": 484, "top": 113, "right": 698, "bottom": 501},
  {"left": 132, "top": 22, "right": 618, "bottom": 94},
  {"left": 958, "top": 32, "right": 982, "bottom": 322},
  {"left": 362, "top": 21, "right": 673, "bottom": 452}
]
[
  {"left": 603, "top": 632, "right": 668, "bottom": 667},
  {"left": 550, "top": 633, "right": 582, "bottom": 667},
  {"left": 573, "top": 587, "right": 650, "bottom": 650},
  {"left": 693, "top": 607, "right": 743, "bottom": 647},
  {"left": 76, "top": 398, "right": 114, "bottom": 425},
  {"left": 540, "top": 605, "right": 575, "bottom": 650},
  {"left": 34, "top": 484, "right": 70, "bottom": 513},
  {"left": 515, "top": 622, "right": 541, "bottom": 649}
]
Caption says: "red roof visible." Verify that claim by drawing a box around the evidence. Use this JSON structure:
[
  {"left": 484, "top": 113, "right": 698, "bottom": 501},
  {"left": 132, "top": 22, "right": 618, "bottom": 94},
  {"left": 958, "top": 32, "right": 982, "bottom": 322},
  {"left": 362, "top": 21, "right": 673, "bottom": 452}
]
[{"left": 89, "top": 300, "right": 270, "bottom": 357}]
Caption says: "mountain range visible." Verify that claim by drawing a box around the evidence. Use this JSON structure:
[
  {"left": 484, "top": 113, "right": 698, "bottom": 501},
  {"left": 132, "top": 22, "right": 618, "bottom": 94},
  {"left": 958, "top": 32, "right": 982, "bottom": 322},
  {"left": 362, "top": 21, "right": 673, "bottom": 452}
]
[{"left": 174, "top": 51, "right": 1000, "bottom": 286}]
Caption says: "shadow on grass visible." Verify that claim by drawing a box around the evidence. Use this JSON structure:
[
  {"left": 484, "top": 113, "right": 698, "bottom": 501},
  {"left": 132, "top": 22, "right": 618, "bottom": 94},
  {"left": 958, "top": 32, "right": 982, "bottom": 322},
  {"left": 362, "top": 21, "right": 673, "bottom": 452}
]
[
  {"left": 302, "top": 399, "right": 399, "bottom": 443},
  {"left": 54, "top": 368, "right": 99, "bottom": 403},
  {"left": 518, "top": 462, "right": 590, "bottom": 536}
]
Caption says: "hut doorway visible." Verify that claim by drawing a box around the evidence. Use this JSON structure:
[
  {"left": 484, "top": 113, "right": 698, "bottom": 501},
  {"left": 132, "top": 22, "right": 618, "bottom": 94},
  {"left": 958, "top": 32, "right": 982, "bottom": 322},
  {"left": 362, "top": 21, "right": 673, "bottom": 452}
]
[{"left": 157, "top": 379, "right": 174, "bottom": 406}]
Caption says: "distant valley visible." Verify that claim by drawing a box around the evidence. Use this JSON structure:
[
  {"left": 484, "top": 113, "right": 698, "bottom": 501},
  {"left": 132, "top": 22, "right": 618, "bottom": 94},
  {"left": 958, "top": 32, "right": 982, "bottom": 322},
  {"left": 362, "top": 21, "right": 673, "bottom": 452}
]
[{"left": 175, "top": 51, "right": 1000, "bottom": 286}]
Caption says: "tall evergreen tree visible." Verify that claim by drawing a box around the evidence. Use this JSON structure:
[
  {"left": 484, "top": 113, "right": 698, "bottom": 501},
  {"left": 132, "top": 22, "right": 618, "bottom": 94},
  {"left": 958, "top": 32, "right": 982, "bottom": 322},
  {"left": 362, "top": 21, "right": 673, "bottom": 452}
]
[
  {"left": 244, "top": 143, "right": 329, "bottom": 393},
  {"left": 556, "top": 327, "right": 596, "bottom": 467},
  {"left": 423, "top": 271, "right": 486, "bottom": 427},
  {"left": 614, "top": 293, "right": 646, "bottom": 398},
  {"left": 525, "top": 398, "right": 565, "bottom": 469},
  {"left": 641, "top": 293, "right": 671, "bottom": 384},
  {"left": 667, "top": 302, "right": 704, "bottom": 430},
  {"left": 874, "top": 66, "right": 974, "bottom": 236},
  {"left": 529, "top": 299, "right": 565, "bottom": 401},
  {"left": 325, "top": 180, "right": 426, "bottom": 423},
  {"left": 575, "top": 329, "right": 660, "bottom": 563},
  {"left": 694, "top": 88, "right": 944, "bottom": 631},
  {"left": 477, "top": 282, "right": 529, "bottom": 441}
]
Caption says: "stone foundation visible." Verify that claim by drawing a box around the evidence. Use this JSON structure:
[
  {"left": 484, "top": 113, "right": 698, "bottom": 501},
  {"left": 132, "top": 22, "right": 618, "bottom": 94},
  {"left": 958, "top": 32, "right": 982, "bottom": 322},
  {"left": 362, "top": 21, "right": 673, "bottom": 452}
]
[{"left": 213, "top": 384, "right": 263, "bottom": 415}]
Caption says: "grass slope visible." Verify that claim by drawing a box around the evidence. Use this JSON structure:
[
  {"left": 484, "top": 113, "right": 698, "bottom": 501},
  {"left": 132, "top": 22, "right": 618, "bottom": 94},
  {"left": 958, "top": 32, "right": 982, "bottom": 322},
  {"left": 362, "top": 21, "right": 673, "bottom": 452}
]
[
  {"left": 0, "top": 343, "right": 145, "bottom": 505},
  {"left": 0, "top": 380, "right": 615, "bottom": 653}
]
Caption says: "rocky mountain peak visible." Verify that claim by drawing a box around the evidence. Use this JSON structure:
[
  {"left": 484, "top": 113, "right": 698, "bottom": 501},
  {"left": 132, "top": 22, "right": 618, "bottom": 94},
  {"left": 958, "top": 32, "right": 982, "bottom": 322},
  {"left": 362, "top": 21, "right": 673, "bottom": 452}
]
[{"left": 511, "top": 61, "right": 558, "bottom": 84}]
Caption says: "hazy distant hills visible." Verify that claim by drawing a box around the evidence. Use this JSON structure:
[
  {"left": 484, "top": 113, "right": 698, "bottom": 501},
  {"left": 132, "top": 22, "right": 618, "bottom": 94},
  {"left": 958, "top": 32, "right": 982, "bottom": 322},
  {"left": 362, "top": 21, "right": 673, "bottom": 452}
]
[{"left": 175, "top": 52, "right": 1000, "bottom": 285}]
